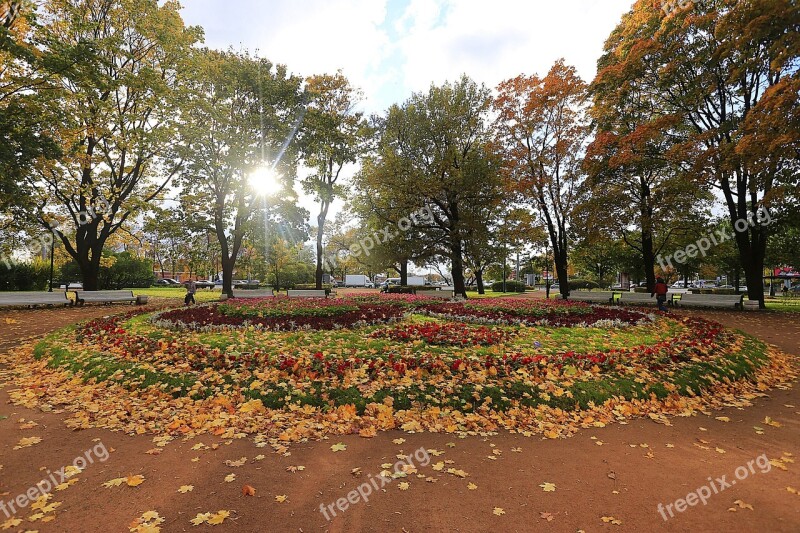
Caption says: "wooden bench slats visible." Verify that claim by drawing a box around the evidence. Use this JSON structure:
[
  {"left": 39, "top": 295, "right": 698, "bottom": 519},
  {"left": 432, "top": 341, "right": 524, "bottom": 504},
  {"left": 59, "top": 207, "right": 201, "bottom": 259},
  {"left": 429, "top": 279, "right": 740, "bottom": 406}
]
[
  {"left": 618, "top": 293, "right": 659, "bottom": 305},
  {"left": 674, "top": 294, "right": 743, "bottom": 309},
  {"left": 286, "top": 290, "right": 327, "bottom": 298},
  {"left": 75, "top": 290, "right": 137, "bottom": 304},
  {"left": 231, "top": 290, "right": 275, "bottom": 299},
  {"left": 568, "top": 291, "right": 613, "bottom": 303},
  {"left": 0, "top": 291, "right": 72, "bottom": 307}
]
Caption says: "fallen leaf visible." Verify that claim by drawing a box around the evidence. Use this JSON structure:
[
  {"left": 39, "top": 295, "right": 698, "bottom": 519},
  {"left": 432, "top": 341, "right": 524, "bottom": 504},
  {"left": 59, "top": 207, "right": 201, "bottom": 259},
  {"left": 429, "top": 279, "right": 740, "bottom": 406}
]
[
  {"left": 539, "top": 482, "right": 556, "bottom": 492},
  {"left": 540, "top": 512, "right": 555, "bottom": 521},
  {"left": 330, "top": 443, "right": 347, "bottom": 452},
  {"left": 224, "top": 473, "right": 236, "bottom": 482},
  {"left": 467, "top": 482, "right": 477, "bottom": 490},
  {"left": 242, "top": 485, "right": 256, "bottom": 496},
  {"left": 733, "top": 499, "right": 753, "bottom": 510},
  {"left": 493, "top": 507, "right": 505, "bottom": 516},
  {"left": 398, "top": 482, "right": 409, "bottom": 490},
  {"left": 275, "top": 495, "right": 287, "bottom": 503},
  {"left": 178, "top": 485, "right": 194, "bottom": 493},
  {"left": 13, "top": 436, "right": 42, "bottom": 449}
]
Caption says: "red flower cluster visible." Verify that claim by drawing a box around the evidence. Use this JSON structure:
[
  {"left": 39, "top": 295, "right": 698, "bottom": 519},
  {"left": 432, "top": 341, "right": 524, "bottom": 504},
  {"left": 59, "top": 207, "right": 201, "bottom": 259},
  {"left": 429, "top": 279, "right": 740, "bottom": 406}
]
[
  {"left": 157, "top": 301, "right": 406, "bottom": 331},
  {"left": 419, "top": 299, "right": 648, "bottom": 327},
  {"left": 371, "top": 322, "right": 507, "bottom": 346}
]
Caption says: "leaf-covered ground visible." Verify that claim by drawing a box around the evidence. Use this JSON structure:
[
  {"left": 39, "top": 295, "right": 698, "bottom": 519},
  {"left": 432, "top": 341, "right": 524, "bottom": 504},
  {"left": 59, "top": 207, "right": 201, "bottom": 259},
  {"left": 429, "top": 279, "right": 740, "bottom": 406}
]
[{"left": 0, "top": 302, "right": 798, "bottom": 531}]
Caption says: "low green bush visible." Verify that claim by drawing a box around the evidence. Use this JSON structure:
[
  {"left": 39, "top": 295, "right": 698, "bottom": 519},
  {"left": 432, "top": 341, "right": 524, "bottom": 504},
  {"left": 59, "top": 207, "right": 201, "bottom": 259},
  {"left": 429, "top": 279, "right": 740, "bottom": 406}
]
[
  {"left": 490, "top": 280, "right": 526, "bottom": 292},
  {"left": 568, "top": 279, "right": 599, "bottom": 290}
]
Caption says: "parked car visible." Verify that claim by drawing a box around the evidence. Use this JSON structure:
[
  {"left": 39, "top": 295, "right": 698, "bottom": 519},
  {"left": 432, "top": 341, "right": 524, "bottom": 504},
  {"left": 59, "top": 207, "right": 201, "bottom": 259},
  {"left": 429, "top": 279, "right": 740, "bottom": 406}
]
[
  {"left": 184, "top": 279, "right": 216, "bottom": 289},
  {"left": 155, "top": 278, "right": 180, "bottom": 286},
  {"left": 671, "top": 281, "right": 691, "bottom": 288}
]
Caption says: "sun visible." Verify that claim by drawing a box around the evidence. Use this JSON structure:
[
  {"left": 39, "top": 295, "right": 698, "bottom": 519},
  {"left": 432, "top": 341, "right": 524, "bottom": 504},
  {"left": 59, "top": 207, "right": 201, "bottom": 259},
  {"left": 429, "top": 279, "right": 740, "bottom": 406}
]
[{"left": 248, "top": 166, "right": 281, "bottom": 196}]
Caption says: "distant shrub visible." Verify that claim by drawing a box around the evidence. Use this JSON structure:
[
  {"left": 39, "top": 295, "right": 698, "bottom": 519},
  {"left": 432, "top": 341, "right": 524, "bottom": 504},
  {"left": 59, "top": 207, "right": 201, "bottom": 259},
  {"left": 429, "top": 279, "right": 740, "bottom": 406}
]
[
  {"left": 490, "top": 280, "right": 526, "bottom": 292},
  {"left": 568, "top": 279, "right": 599, "bottom": 290},
  {"left": 0, "top": 260, "right": 51, "bottom": 291}
]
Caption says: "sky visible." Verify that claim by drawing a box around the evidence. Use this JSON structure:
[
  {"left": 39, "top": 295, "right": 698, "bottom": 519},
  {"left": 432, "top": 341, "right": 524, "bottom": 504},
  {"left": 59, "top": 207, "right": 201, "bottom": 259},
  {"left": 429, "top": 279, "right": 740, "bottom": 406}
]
[{"left": 178, "top": 0, "right": 635, "bottom": 221}]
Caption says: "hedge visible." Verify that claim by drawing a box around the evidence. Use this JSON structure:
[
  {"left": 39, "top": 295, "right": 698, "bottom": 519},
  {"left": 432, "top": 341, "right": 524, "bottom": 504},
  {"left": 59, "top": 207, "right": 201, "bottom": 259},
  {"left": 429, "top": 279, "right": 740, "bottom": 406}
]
[{"left": 490, "top": 280, "right": 526, "bottom": 292}]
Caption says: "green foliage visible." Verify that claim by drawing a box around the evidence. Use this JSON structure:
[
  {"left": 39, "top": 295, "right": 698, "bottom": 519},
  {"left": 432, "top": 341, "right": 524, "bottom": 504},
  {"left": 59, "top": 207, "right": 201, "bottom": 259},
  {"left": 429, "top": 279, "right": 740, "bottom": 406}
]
[
  {"left": 490, "top": 280, "right": 526, "bottom": 293},
  {"left": 0, "top": 259, "right": 51, "bottom": 291},
  {"left": 61, "top": 251, "right": 154, "bottom": 289},
  {"left": 568, "top": 279, "right": 599, "bottom": 290}
]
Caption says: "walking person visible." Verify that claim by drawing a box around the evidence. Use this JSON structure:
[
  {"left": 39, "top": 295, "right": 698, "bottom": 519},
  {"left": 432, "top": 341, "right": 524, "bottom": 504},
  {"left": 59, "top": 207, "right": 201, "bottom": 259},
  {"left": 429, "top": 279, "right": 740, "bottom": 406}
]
[
  {"left": 653, "top": 277, "right": 669, "bottom": 311},
  {"left": 184, "top": 279, "right": 196, "bottom": 306}
]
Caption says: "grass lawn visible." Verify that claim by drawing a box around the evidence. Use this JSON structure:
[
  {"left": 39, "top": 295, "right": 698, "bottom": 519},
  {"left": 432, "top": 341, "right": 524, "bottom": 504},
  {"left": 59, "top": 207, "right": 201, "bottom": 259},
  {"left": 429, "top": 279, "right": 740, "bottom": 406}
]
[
  {"left": 128, "top": 286, "right": 222, "bottom": 303},
  {"left": 464, "top": 290, "right": 524, "bottom": 298}
]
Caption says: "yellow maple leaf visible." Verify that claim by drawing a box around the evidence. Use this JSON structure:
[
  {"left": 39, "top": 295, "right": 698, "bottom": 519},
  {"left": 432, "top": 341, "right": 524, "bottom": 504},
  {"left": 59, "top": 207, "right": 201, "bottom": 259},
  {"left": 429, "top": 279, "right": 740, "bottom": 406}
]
[
  {"left": 392, "top": 438, "right": 406, "bottom": 444},
  {"left": 539, "top": 482, "right": 556, "bottom": 492},
  {"left": 190, "top": 513, "right": 210, "bottom": 526},
  {"left": 224, "top": 473, "right": 236, "bottom": 482},
  {"left": 330, "top": 443, "right": 347, "bottom": 452},
  {"left": 275, "top": 495, "right": 287, "bottom": 503},
  {"left": 207, "top": 510, "right": 230, "bottom": 525},
  {"left": 492, "top": 507, "right": 505, "bottom": 516},
  {"left": 715, "top": 416, "right": 730, "bottom": 422},
  {"left": 13, "top": 436, "right": 42, "bottom": 449},
  {"left": 103, "top": 477, "right": 126, "bottom": 488},
  {"left": 178, "top": 485, "right": 194, "bottom": 493},
  {"left": 467, "top": 482, "right": 477, "bottom": 490},
  {"left": 126, "top": 475, "right": 145, "bottom": 487}
]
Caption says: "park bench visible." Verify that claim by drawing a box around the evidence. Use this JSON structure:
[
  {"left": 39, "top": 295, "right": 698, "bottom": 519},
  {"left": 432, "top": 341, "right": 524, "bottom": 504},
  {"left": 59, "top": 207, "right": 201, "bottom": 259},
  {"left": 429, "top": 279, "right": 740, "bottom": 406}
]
[
  {"left": 287, "top": 289, "right": 327, "bottom": 298},
  {"left": 231, "top": 289, "right": 274, "bottom": 299},
  {"left": 74, "top": 290, "right": 142, "bottom": 305},
  {"left": 567, "top": 291, "right": 613, "bottom": 304},
  {"left": 0, "top": 291, "right": 72, "bottom": 308},
  {"left": 414, "top": 289, "right": 453, "bottom": 299},
  {"left": 673, "top": 293, "right": 743, "bottom": 309},
  {"left": 618, "top": 292, "right": 659, "bottom": 306}
]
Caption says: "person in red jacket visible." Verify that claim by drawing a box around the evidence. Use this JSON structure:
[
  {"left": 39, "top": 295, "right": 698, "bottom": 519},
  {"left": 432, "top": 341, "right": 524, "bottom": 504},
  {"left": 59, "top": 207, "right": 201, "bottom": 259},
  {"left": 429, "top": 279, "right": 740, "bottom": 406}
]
[{"left": 653, "top": 277, "right": 669, "bottom": 311}]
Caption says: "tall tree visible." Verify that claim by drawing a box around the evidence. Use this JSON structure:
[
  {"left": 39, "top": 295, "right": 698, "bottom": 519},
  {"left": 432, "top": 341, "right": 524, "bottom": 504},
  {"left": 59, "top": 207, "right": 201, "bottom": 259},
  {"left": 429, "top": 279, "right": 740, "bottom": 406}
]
[
  {"left": 494, "top": 60, "right": 591, "bottom": 297},
  {"left": 358, "top": 76, "right": 499, "bottom": 297},
  {"left": 598, "top": 0, "right": 799, "bottom": 306},
  {"left": 179, "top": 48, "right": 304, "bottom": 297},
  {"left": 20, "top": 0, "right": 199, "bottom": 290},
  {"left": 301, "top": 72, "right": 368, "bottom": 290}
]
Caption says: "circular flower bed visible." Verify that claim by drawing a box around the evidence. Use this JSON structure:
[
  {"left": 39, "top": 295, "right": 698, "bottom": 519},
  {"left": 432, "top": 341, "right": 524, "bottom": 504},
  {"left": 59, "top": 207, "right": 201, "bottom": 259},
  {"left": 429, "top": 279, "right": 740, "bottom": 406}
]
[{"left": 3, "top": 296, "right": 794, "bottom": 445}]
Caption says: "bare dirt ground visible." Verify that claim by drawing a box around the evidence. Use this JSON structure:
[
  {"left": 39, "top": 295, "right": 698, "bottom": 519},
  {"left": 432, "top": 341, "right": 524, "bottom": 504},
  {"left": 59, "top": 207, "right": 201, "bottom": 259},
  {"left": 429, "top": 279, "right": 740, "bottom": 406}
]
[{"left": 0, "top": 301, "right": 797, "bottom": 532}]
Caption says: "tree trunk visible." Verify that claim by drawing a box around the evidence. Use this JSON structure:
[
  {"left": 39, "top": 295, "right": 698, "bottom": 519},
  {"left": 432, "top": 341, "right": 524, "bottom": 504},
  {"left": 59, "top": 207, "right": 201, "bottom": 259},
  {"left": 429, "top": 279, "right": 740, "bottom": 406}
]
[
  {"left": 399, "top": 260, "right": 408, "bottom": 286},
  {"left": 221, "top": 256, "right": 235, "bottom": 298},
  {"left": 641, "top": 231, "right": 656, "bottom": 293},
  {"left": 315, "top": 202, "right": 329, "bottom": 290},
  {"left": 554, "top": 248, "right": 569, "bottom": 298},
  {"left": 450, "top": 239, "right": 467, "bottom": 298},
  {"left": 476, "top": 269, "right": 485, "bottom": 295},
  {"left": 79, "top": 258, "right": 101, "bottom": 291}
]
